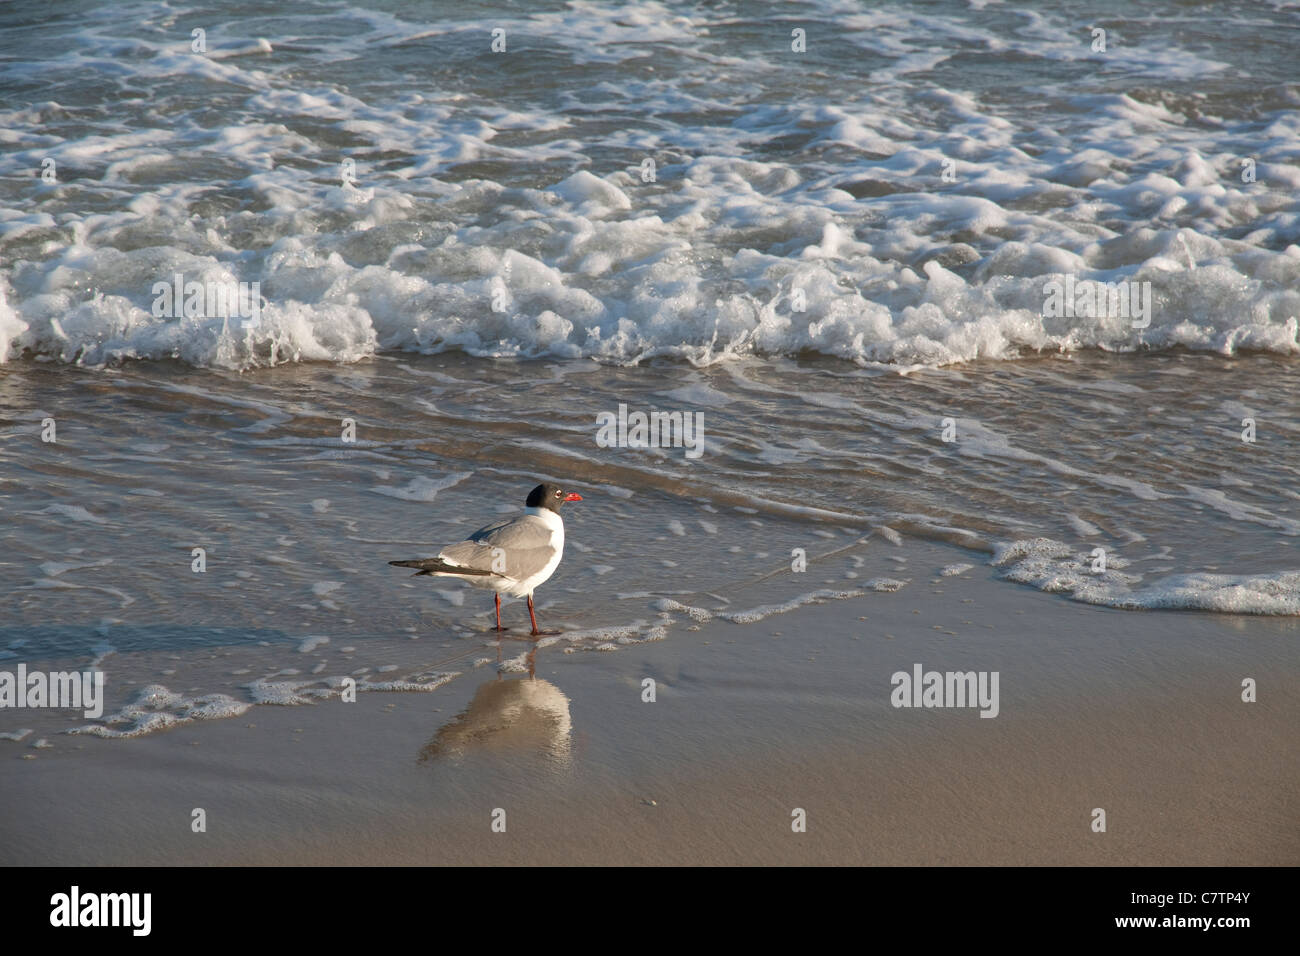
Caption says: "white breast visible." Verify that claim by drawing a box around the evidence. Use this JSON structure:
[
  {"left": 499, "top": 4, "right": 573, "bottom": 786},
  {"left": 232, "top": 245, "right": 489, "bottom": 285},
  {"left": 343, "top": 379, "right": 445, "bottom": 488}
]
[{"left": 505, "top": 507, "right": 565, "bottom": 597}]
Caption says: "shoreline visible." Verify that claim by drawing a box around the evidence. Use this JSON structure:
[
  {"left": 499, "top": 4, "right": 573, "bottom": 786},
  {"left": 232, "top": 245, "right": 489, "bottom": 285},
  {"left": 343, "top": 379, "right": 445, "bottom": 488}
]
[{"left": 4, "top": 540, "right": 1295, "bottom": 866}]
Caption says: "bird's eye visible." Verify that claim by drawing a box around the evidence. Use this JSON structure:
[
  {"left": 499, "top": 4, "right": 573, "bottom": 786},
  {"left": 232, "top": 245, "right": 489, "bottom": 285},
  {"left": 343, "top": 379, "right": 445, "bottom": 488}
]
[{"left": 554, "top": 490, "right": 562, "bottom": 497}]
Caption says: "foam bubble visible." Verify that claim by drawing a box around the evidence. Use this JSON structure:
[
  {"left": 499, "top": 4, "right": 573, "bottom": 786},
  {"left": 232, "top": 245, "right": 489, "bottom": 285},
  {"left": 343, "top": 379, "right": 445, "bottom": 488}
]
[{"left": 866, "top": 577, "right": 909, "bottom": 592}]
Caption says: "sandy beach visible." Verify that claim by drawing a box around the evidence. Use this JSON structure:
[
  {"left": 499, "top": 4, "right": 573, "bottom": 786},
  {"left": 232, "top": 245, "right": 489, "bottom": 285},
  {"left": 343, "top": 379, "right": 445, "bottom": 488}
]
[{"left": 5, "top": 537, "right": 1294, "bottom": 866}]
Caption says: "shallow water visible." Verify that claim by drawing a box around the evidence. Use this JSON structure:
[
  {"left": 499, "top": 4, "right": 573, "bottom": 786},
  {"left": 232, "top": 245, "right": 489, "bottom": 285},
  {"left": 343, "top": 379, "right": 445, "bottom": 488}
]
[{"left": 1, "top": 348, "right": 1297, "bottom": 736}]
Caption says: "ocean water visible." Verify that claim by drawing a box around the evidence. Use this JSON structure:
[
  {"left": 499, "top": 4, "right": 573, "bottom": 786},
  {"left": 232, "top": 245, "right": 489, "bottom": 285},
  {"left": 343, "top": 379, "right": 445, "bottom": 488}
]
[{"left": 1, "top": 0, "right": 1297, "bottom": 737}]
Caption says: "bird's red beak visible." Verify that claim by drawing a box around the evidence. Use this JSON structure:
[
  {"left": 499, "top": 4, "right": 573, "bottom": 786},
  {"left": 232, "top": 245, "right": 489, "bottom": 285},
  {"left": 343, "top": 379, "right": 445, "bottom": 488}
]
[{"left": 564, "top": 493, "right": 583, "bottom": 502}]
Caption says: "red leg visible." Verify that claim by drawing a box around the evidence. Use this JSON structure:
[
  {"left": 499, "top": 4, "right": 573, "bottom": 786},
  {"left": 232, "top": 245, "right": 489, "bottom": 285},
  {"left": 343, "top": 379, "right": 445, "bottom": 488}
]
[
  {"left": 527, "top": 595, "right": 559, "bottom": 637},
  {"left": 494, "top": 592, "right": 508, "bottom": 632}
]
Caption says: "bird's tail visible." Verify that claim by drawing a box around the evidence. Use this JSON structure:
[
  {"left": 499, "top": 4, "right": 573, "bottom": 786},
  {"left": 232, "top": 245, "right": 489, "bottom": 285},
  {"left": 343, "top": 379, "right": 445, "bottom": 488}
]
[{"left": 388, "top": 558, "right": 495, "bottom": 577}]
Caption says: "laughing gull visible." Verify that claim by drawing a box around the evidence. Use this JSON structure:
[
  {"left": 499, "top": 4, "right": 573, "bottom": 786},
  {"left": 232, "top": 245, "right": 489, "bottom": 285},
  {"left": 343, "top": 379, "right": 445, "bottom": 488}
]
[{"left": 388, "top": 482, "right": 582, "bottom": 636}]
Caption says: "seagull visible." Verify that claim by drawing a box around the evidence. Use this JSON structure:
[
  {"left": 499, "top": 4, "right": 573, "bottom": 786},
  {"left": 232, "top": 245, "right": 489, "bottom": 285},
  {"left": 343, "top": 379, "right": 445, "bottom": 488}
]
[{"left": 388, "top": 482, "right": 582, "bottom": 636}]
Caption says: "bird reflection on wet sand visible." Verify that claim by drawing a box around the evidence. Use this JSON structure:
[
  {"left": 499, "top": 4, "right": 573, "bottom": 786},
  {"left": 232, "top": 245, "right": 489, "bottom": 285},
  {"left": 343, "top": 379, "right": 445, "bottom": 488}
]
[{"left": 419, "top": 642, "right": 572, "bottom": 764}]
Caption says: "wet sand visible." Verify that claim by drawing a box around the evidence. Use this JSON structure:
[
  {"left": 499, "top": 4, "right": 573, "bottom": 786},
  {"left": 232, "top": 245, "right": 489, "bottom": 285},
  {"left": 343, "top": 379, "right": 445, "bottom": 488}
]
[{"left": 4, "top": 539, "right": 1295, "bottom": 866}]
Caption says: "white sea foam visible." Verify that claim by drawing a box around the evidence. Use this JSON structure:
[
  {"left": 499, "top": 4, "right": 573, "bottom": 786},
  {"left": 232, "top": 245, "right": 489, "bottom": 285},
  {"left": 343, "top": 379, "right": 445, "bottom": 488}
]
[
  {"left": 67, "top": 668, "right": 463, "bottom": 738},
  {"left": 721, "top": 589, "right": 865, "bottom": 624},
  {"left": 359, "top": 673, "right": 457, "bottom": 692},
  {"left": 69, "top": 684, "right": 252, "bottom": 738},
  {"left": 993, "top": 538, "right": 1300, "bottom": 614},
  {"left": 866, "top": 577, "right": 909, "bottom": 592},
  {"left": 2, "top": 4, "right": 1296, "bottom": 373},
  {"left": 498, "top": 653, "right": 531, "bottom": 674},
  {"left": 653, "top": 598, "right": 713, "bottom": 621}
]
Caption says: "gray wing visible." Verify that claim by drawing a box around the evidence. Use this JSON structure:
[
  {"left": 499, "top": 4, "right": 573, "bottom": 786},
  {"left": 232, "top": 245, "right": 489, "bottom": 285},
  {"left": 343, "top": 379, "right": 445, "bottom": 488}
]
[{"left": 438, "top": 514, "right": 557, "bottom": 579}]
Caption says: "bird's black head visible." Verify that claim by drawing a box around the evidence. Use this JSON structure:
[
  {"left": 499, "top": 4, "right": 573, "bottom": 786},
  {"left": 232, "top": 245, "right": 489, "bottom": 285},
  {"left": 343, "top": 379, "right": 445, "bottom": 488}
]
[{"left": 526, "top": 482, "right": 583, "bottom": 512}]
